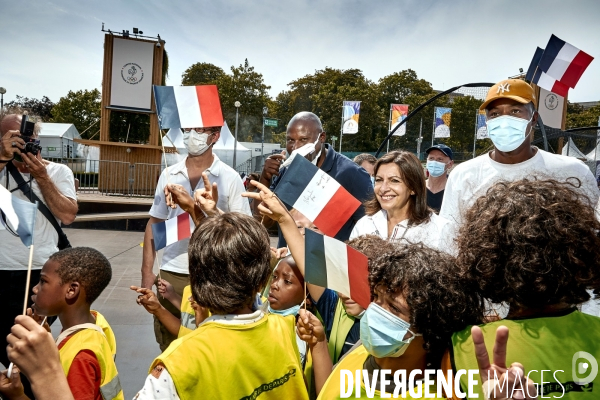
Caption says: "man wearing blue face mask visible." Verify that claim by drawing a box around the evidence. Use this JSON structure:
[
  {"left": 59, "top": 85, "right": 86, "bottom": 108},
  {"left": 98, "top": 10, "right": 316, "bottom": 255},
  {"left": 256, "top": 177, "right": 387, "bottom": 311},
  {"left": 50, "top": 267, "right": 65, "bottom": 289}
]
[
  {"left": 425, "top": 144, "right": 453, "bottom": 213},
  {"left": 440, "top": 79, "right": 599, "bottom": 229}
]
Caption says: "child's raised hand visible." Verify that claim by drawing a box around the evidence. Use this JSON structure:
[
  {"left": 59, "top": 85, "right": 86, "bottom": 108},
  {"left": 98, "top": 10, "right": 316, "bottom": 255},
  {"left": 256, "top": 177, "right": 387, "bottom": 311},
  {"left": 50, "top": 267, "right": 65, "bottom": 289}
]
[
  {"left": 241, "top": 180, "right": 292, "bottom": 224},
  {"left": 130, "top": 286, "right": 163, "bottom": 315},
  {"left": 275, "top": 247, "right": 289, "bottom": 259},
  {"left": 157, "top": 279, "right": 176, "bottom": 302},
  {"left": 194, "top": 172, "right": 220, "bottom": 216},
  {"left": 0, "top": 365, "right": 24, "bottom": 399},
  {"left": 297, "top": 309, "right": 326, "bottom": 347}
]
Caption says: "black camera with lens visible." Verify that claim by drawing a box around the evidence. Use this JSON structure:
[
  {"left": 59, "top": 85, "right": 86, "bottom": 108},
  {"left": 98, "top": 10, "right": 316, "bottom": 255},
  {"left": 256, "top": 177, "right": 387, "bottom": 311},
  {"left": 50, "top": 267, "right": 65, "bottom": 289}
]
[{"left": 19, "top": 115, "right": 42, "bottom": 156}]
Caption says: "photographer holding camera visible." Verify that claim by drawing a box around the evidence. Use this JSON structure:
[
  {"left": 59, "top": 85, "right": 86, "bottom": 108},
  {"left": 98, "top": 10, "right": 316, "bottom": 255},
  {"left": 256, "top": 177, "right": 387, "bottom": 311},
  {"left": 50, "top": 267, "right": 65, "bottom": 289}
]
[{"left": 0, "top": 113, "right": 77, "bottom": 370}]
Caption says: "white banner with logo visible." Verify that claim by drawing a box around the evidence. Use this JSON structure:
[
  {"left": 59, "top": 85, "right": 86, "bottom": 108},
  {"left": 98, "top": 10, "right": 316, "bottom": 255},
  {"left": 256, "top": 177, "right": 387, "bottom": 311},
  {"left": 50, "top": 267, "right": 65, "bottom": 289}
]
[
  {"left": 538, "top": 88, "right": 564, "bottom": 129},
  {"left": 110, "top": 38, "right": 154, "bottom": 110}
]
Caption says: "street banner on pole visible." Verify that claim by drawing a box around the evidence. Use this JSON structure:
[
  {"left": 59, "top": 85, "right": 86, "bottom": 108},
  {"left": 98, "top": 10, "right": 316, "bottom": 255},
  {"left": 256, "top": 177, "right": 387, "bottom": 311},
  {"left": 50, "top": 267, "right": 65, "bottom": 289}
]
[
  {"left": 342, "top": 101, "right": 361, "bottom": 134},
  {"left": 434, "top": 107, "right": 451, "bottom": 138},
  {"left": 476, "top": 110, "right": 488, "bottom": 139},
  {"left": 389, "top": 104, "right": 409, "bottom": 136}
]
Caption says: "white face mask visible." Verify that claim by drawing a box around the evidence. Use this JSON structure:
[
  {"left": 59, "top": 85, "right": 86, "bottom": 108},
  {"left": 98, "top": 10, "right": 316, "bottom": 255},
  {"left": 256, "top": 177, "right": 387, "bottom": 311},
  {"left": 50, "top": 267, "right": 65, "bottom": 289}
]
[
  {"left": 281, "top": 136, "right": 322, "bottom": 168},
  {"left": 183, "top": 129, "right": 212, "bottom": 156}
]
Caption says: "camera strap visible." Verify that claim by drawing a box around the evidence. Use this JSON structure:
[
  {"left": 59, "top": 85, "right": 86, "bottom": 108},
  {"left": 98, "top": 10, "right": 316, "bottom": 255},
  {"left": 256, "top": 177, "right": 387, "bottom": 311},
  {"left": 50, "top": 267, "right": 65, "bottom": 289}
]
[{"left": 6, "top": 162, "right": 71, "bottom": 249}]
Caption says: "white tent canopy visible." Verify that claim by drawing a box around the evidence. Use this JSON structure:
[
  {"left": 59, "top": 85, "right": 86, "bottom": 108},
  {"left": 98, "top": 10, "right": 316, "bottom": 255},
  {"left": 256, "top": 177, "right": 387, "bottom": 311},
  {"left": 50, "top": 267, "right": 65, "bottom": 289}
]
[
  {"left": 561, "top": 137, "right": 590, "bottom": 160},
  {"left": 39, "top": 123, "right": 82, "bottom": 158},
  {"left": 585, "top": 138, "right": 600, "bottom": 161},
  {"left": 212, "top": 121, "right": 251, "bottom": 169}
]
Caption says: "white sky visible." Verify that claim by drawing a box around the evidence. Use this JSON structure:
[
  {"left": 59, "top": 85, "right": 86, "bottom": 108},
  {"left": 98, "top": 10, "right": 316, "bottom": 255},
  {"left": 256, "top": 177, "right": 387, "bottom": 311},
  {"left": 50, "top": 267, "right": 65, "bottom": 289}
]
[{"left": 1, "top": 0, "right": 599, "bottom": 105}]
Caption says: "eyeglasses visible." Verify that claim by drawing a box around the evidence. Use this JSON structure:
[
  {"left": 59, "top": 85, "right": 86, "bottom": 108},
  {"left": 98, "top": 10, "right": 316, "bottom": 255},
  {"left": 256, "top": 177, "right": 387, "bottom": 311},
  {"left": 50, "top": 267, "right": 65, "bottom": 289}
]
[{"left": 184, "top": 127, "right": 220, "bottom": 134}]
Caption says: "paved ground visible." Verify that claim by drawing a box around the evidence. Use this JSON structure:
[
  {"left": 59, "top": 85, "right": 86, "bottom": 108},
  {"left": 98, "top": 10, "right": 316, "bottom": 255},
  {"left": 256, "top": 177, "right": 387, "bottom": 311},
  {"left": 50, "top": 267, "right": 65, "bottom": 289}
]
[{"left": 13, "top": 228, "right": 280, "bottom": 399}]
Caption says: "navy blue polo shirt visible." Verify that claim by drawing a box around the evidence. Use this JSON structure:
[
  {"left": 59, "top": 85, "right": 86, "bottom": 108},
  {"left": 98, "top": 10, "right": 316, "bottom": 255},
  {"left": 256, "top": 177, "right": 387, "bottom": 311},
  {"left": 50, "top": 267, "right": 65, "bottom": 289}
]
[{"left": 271, "top": 143, "right": 373, "bottom": 246}]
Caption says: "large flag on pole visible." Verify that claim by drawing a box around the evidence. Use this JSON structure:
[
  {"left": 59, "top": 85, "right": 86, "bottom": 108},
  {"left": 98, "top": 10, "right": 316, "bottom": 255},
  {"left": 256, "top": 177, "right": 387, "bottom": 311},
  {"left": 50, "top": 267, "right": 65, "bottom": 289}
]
[
  {"left": 153, "top": 85, "right": 224, "bottom": 130},
  {"left": 390, "top": 104, "right": 409, "bottom": 136},
  {"left": 342, "top": 101, "right": 361, "bottom": 134},
  {"left": 0, "top": 185, "right": 37, "bottom": 247},
  {"left": 434, "top": 107, "right": 451, "bottom": 138},
  {"left": 274, "top": 155, "right": 361, "bottom": 237},
  {"left": 304, "top": 229, "right": 370, "bottom": 309},
  {"left": 528, "top": 35, "right": 594, "bottom": 97},
  {"left": 476, "top": 110, "right": 488, "bottom": 139},
  {"left": 151, "top": 213, "right": 195, "bottom": 251},
  {"left": 525, "top": 47, "right": 545, "bottom": 82}
]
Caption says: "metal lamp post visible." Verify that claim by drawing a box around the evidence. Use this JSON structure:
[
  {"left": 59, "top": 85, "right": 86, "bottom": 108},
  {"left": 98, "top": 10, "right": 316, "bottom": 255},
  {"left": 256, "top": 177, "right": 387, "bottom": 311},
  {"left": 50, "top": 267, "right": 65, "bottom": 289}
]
[
  {"left": 233, "top": 101, "right": 241, "bottom": 170},
  {"left": 0, "top": 87, "right": 6, "bottom": 112},
  {"left": 261, "top": 106, "right": 268, "bottom": 169}
]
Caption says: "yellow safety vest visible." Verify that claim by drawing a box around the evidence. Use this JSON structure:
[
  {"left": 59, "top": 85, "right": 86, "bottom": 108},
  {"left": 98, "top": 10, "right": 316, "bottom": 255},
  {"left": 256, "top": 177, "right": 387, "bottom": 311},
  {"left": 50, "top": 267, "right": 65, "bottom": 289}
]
[
  {"left": 318, "top": 345, "right": 444, "bottom": 399},
  {"left": 180, "top": 285, "right": 196, "bottom": 331},
  {"left": 328, "top": 299, "right": 357, "bottom": 364},
  {"left": 451, "top": 310, "right": 600, "bottom": 399},
  {"left": 91, "top": 310, "right": 117, "bottom": 359},
  {"left": 151, "top": 313, "right": 309, "bottom": 400},
  {"left": 59, "top": 328, "right": 124, "bottom": 400}
]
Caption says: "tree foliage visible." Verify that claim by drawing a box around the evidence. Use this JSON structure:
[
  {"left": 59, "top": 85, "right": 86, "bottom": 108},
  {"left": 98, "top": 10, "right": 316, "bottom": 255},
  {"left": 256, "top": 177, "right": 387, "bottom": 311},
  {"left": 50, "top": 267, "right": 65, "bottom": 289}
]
[
  {"left": 566, "top": 102, "right": 600, "bottom": 129},
  {"left": 4, "top": 95, "right": 55, "bottom": 121},
  {"left": 51, "top": 89, "right": 101, "bottom": 139}
]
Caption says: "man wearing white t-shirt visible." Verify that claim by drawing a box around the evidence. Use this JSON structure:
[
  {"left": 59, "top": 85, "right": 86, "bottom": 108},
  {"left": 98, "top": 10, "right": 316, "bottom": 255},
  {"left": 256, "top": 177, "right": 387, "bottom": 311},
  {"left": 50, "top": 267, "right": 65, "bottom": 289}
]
[
  {"left": 141, "top": 123, "right": 250, "bottom": 350},
  {"left": 0, "top": 114, "right": 77, "bottom": 369},
  {"left": 440, "top": 79, "right": 600, "bottom": 228}
]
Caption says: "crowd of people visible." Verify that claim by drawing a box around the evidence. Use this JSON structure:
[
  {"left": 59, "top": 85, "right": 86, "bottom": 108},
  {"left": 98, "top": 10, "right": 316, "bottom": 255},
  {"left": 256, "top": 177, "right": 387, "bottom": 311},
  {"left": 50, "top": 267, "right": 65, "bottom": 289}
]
[{"left": 1, "top": 78, "right": 599, "bottom": 400}]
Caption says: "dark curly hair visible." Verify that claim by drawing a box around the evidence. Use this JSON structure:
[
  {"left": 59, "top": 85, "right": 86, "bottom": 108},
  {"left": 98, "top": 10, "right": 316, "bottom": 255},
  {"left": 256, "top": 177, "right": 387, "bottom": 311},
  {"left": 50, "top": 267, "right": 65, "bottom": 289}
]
[
  {"left": 189, "top": 212, "right": 272, "bottom": 314},
  {"left": 456, "top": 178, "right": 600, "bottom": 310},
  {"left": 346, "top": 234, "right": 396, "bottom": 263},
  {"left": 368, "top": 243, "right": 484, "bottom": 357},
  {"left": 50, "top": 247, "right": 112, "bottom": 304}
]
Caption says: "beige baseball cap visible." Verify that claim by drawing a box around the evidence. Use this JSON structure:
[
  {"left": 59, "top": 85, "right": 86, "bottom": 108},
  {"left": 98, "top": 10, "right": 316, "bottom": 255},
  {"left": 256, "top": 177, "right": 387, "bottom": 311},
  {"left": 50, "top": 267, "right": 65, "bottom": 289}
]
[{"left": 480, "top": 79, "right": 537, "bottom": 111}]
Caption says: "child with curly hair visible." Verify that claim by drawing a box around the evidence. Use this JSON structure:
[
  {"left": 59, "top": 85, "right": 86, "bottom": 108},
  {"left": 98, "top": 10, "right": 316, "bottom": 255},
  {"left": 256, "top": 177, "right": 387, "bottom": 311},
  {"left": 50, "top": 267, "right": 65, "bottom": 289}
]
[{"left": 452, "top": 178, "right": 600, "bottom": 399}]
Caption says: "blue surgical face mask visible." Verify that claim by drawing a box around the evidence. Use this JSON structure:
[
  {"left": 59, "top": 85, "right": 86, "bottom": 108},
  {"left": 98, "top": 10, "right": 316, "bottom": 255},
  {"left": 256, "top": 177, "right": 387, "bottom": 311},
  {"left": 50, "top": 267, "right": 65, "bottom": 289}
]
[
  {"left": 268, "top": 301, "right": 304, "bottom": 317},
  {"left": 486, "top": 115, "right": 533, "bottom": 153},
  {"left": 426, "top": 160, "right": 447, "bottom": 177},
  {"left": 360, "top": 302, "right": 419, "bottom": 358},
  {"left": 370, "top": 176, "right": 375, "bottom": 187}
]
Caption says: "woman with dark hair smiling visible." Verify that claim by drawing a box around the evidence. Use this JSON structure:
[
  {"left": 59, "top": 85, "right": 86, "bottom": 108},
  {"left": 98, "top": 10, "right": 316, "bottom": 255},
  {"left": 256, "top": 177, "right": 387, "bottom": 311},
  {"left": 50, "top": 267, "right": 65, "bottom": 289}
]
[{"left": 350, "top": 150, "right": 454, "bottom": 254}]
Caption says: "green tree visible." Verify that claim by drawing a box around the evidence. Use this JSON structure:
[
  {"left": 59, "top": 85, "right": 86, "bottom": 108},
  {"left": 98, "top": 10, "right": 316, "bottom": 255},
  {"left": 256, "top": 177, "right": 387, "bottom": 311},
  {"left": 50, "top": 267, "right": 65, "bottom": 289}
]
[
  {"left": 566, "top": 101, "right": 600, "bottom": 129},
  {"left": 272, "top": 68, "right": 386, "bottom": 152},
  {"left": 51, "top": 89, "right": 101, "bottom": 138},
  {"left": 217, "top": 59, "right": 273, "bottom": 142},
  {"left": 181, "top": 62, "right": 226, "bottom": 86},
  {"left": 440, "top": 95, "right": 487, "bottom": 158},
  {"left": 4, "top": 95, "right": 55, "bottom": 121}
]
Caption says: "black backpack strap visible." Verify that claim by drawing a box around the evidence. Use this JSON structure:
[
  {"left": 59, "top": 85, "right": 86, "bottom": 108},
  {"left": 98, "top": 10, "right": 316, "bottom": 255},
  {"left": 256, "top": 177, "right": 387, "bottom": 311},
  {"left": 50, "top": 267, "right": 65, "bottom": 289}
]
[{"left": 7, "top": 163, "right": 71, "bottom": 249}]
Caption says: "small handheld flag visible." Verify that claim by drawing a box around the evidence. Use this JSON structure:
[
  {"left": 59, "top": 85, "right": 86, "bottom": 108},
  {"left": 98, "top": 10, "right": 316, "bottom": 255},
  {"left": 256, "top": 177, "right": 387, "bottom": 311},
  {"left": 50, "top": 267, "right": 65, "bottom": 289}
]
[
  {"left": 151, "top": 213, "right": 194, "bottom": 251},
  {"left": 274, "top": 155, "right": 361, "bottom": 237},
  {"left": 154, "top": 85, "right": 224, "bottom": 130},
  {"left": 0, "top": 185, "right": 37, "bottom": 247},
  {"left": 304, "top": 229, "right": 370, "bottom": 309}
]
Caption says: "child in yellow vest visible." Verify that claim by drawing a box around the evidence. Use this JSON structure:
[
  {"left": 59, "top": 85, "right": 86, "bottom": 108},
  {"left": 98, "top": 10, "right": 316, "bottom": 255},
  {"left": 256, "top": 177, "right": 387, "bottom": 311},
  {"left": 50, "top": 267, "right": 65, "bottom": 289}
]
[
  {"left": 134, "top": 213, "right": 308, "bottom": 400},
  {"left": 0, "top": 247, "right": 124, "bottom": 400}
]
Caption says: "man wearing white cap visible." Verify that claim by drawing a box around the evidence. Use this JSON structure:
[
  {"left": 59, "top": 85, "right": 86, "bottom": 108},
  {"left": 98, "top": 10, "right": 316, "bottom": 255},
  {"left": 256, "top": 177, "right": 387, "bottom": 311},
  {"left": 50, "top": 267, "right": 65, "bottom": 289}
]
[{"left": 440, "top": 78, "right": 599, "bottom": 228}]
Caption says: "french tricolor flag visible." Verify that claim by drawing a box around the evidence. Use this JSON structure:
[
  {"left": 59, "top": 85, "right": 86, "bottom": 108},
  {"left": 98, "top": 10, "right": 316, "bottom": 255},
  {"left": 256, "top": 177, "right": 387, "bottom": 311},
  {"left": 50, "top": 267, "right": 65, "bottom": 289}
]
[
  {"left": 531, "top": 35, "right": 594, "bottom": 97},
  {"left": 153, "top": 85, "right": 224, "bottom": 130},
  {"left": 304, "top": 229, "right": 370, "bottom": 309},
  {"left": 274, "top": 155, "right": 361, "bottom": 237},
  {"left": 151, "top": 213, "right": 194, "bottom": 251}
]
